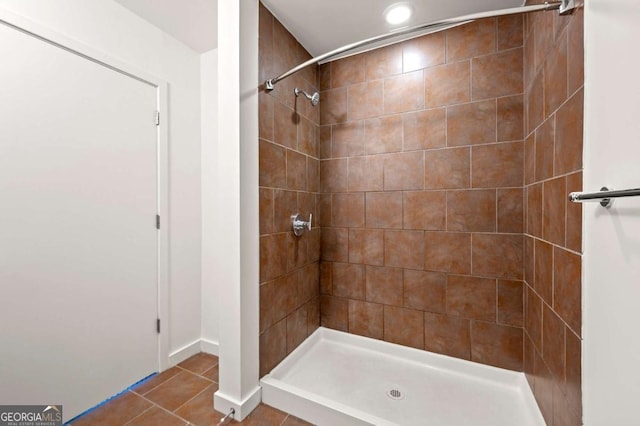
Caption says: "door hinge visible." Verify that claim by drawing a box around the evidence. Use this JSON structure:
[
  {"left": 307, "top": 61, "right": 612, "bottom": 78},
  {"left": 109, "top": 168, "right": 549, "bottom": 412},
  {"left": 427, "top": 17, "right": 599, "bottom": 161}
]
[
  {"left": 156, "top": 214, "right": 160, "bottom": 229},
  {"left": 156, "top": 318, "right": 160, "bottom": 333},
  {"left": 155, "top": 111, "right": 160, "bottom": 126}
]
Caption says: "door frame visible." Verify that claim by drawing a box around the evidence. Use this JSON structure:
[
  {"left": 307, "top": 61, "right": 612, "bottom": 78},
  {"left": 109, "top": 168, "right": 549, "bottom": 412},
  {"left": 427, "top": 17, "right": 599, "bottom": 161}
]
[{"left": 0, "top": 8, "right": 171, "bottom": 372}]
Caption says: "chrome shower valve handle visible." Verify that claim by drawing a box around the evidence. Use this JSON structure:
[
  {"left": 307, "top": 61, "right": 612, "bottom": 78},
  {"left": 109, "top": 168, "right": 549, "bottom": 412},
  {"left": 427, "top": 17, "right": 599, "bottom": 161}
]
[{"left": 291, "top": 213, "right": 312, "bottom": 237}]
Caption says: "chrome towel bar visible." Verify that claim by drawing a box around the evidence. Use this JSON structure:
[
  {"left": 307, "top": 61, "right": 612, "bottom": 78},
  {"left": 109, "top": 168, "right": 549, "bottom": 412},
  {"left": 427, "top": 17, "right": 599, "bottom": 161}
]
[{"left": 569, "top": 186, "right": 640, "bottom": 208}]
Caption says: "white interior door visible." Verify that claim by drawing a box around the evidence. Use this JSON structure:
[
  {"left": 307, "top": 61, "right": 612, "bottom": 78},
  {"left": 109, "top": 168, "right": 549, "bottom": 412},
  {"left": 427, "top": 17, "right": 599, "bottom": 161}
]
[{"left": 0, "top": 21, "right": 159, "bottom": 421}]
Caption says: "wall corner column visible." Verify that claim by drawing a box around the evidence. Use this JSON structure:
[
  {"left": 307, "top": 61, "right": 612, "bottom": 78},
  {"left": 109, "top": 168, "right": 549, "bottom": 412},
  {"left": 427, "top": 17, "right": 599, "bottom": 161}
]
[{"left": 213, "top": 0, "right": 260, "bottom": 421}]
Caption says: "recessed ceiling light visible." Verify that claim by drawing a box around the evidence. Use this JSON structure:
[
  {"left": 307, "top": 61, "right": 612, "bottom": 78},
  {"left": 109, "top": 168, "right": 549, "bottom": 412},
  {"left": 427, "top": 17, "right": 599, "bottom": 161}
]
[{"left": 384, "top": 3, "right": 413, "bottom": 25}]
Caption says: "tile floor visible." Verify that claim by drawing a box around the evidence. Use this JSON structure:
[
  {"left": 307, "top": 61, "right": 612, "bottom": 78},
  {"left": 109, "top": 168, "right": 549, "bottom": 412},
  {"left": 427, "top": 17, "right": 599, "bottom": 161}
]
[{"left": 69, "top": 353, "right": 312, "bottom": 426}]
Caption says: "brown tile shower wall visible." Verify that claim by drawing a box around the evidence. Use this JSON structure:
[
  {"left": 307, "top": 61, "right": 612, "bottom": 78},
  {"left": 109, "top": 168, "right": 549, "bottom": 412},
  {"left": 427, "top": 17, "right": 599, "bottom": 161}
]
[
  {"left": 258, "top": 3, "right": 321, "bottom": 378},
  {"left": 523, "top": 5, "right": 584, "bottom": 425},
  {"left": 318, "top": 17, "right": 527, "bottom": 371}
]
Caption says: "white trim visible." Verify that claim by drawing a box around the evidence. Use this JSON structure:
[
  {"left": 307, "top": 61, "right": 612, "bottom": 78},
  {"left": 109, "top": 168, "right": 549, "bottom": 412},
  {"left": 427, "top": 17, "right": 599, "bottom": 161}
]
[
  {"left": 214, "top": 386, "right": 262, "bottom": 422},
  {"left": 157, "top": 83, "right": 170, "bottom": 372},
  {"left": 168, "top": 338, "right": 220, "bottom": 366},
  {"left": 0, "top": 6, "right": 171, "bottom": 374},
  {"left": 168, "top": 338, "right": 219, "bottom": 366},
  {"left": 0, "top": 8, "right": 163, "bottom": 87},
  {"left": 200, "top": 338, "right": 220, "bottom": 356},
  {"left": 169, "top": 340, "right": 202, "bottom": 366},
  {"left": 215, "top": 1, "right": 260, "bottom": 420}
]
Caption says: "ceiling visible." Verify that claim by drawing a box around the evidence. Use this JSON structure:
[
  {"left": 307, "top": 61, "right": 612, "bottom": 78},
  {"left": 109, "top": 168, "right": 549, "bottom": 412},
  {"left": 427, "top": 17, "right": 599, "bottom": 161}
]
[
  {"left": 111, "top": 0, "right": 525, "bottom": 57},
  {"left": 113, "top": 0, "right": 217, "bottom": 53},
  {"left": 261, "top": 0, "right": 524, "bottom": 58}
]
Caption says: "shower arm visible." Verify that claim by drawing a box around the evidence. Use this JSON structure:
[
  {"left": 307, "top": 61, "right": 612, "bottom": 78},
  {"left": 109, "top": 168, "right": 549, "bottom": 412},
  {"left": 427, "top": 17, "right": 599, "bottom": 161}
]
[
  {"left": 294, "top": 87, "right": 320, "bottom": 106},
  {"left": 294, "top": 88, "right": 313, "bottom": 101},
  {"left": 265, "top": 0, "right": 577, "bottom": 91}
]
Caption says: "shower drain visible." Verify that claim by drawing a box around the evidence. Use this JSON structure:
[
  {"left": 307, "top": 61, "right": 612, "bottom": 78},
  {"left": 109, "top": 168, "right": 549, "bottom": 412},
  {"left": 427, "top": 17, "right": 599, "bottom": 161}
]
[{"left": 387, "top": 389, "right": 404, "bottom": 400}]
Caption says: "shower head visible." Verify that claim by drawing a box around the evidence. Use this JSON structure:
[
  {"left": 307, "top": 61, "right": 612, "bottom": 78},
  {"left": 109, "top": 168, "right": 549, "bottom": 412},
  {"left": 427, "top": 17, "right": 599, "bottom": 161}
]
[
  {"left": 294, "top": 88, "right": 320, "bottom": 107},
  {"left": 310, "top": 91, "right": 320, "bottom": 106}
]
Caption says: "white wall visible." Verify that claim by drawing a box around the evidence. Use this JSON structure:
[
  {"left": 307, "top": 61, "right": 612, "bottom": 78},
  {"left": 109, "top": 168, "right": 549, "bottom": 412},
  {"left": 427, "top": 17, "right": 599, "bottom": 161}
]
[
  {"left": 201, "top": 48, "right": 220, "bottom": 349},
  {"left": 0, "top": 0, "right": 203, "bottom": 361},
  {"left": 583, "top": 0, "right": 640, "bottom": 423}
]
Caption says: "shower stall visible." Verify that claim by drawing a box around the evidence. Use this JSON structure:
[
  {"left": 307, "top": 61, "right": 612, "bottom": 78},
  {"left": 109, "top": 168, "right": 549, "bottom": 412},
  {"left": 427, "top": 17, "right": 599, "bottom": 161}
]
[{"left": 256, "top": 0, "right": 583, "bottom": 424}]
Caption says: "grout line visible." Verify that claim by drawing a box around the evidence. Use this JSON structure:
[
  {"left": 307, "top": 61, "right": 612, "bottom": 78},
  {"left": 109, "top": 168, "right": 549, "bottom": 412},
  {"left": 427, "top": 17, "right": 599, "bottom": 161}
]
[
  {"left": 177, "top": 364, "right": 219, "bottom": 383},
  {"left": 172, "top": 381, "right": 215, "bottom": 417},
  {"left": 524, "top": 232, "right": 582, "bottom": 257},
  {"left": 199, "top": 364, "right": 219, "bottom": 383},
  {"left": 469, "top": 233, "right": 474, "bottom": 275},
  {"left": 524, "top": 72, "right": 569, "bottom": 136},
  {"left": 525, "top": 168, "right": 583, "bottom": 188},
  {"left": 550, "top": 246, "right": 555, "bottom": 309},
  {"left": 444, "top": 189, "right": 448, "bottom": 231},
  {"left": 322, "top": 225, "right": 527, "bottom": 238},
  {"left": 494, "top": 17, "right": 499, "bottom": 54},
  {"left": 130, "top": 367, "right": 185, "bottom": 397},
  {"left": 468, "top": 316, "right": 473, "bottom": 360},
  {"left": 525, "top": 276, "right": 581, "bottom": 339},
  {"left": 469, "top": 57, "right": 474, "bottom": 103},
  {"left": 322, "top": 136, "right": 525, "bottom": 161},
  {"left": 122, "top": 403, "right": 156, "bottom": 426},
  {"left": 495, "top": 277, "right": 499, "bottom": 323},
  {"left": 495, "top": 188, "right": 499, "bottom": 232},
  {"left": 494, "top": 98, "right": 498, "bottom": 146},
  {"left": 133, "top": 391, "right": 192, "bottom": 425},
  {"left": 469, "top": 144, "right": 473, "bottom": 188},
  {"left": 540, "top": 176, "right": 546, "bottom": 241}
]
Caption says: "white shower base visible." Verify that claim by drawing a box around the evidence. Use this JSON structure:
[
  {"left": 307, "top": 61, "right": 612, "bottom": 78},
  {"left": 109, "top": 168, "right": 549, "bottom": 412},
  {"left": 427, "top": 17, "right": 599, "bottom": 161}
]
[{"left": 261, "top": 327, "right": 544, "bottom": 426}]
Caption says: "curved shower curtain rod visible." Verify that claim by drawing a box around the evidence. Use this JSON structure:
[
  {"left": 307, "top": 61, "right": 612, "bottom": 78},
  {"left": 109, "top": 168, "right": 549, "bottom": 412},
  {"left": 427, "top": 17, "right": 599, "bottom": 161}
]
[{"left": 265, "top": 0, "right": 577, "bottom": 91}]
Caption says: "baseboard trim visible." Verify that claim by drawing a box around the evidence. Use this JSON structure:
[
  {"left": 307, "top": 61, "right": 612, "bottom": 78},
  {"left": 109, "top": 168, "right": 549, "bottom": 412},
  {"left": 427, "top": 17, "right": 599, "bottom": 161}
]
[
  {"left": 168, "top": 338, "right": 220, "bottom": 367},
  {"left": 200, "top": 338, "right": 220, "bottom": 356},
  {"left": 168, "top": 340, "right": 201, "bottom": 366},
  {"left": 214, "top": 386, "right": 262, "bottom": 421}
]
